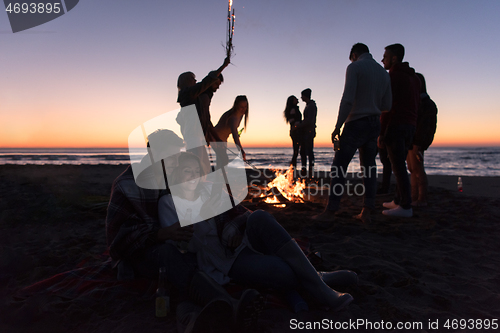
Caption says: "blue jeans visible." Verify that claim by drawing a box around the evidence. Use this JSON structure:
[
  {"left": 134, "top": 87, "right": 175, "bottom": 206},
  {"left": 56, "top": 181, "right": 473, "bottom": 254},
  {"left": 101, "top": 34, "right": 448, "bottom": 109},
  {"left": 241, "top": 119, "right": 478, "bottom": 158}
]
[
  {"left": 300, "top": 132, "right": 315, "bottom": 168},
  {"left": 228, "top": 210, "right": 299, "bottom": 291},
  {"left": 290, "top": 133, "right": 304, "bottom": 168},
  {"left": 378, "top": 146, "right": 392, "bottom": 191},
  {"left": 384, "top": 124, "right": 415, "bottom": 209},
  {"left": 327, "top": 115, "right": 380, "bottom": 211}
]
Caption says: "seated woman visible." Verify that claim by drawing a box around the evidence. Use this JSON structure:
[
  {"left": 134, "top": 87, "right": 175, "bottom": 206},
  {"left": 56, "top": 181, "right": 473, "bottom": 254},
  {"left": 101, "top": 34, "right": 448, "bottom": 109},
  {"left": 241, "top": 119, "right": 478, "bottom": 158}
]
[
  {"left": 214, "top": 95, "right": 249, "bottom": 161},
  {"left": 159, "top": 152, "right": 356, "bottom": 312}
]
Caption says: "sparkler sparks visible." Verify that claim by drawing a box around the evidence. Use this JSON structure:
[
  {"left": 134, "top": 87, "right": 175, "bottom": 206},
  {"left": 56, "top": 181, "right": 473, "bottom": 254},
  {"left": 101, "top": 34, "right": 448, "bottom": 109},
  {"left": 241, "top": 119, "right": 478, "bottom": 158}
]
[{"left": 226, "top": 0, "right": 235, "bottom": 59}]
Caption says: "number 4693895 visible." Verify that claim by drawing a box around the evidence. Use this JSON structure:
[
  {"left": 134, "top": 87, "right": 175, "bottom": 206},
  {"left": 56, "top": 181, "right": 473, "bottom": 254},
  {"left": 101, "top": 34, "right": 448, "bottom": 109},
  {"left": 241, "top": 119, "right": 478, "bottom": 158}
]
[
  {"left": 5, "top": 2, "right": 61, "bottom": 14},
  {"left": 444, "top": 319, "right": 498, "bottom": 330}
]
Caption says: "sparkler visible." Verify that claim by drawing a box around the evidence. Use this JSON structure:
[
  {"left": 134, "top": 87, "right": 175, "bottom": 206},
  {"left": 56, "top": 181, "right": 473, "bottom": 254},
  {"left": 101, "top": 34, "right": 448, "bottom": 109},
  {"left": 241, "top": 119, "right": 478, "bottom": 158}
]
[{"left": 226, "top": 0, "right": 235, "bottom": 59}]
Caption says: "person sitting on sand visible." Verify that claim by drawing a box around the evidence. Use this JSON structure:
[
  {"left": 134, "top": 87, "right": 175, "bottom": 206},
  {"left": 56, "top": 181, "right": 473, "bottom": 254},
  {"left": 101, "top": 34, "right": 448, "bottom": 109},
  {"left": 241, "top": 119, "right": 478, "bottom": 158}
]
[
  {"left": 106, "top": 129, "right": 192, "bottom": 286},
  {"left": 105, "top": 129, "right": 258, "bottom": 332},
  {"left": 160, "top": 152, "right": 356, "bottom": 313},
  {"left": 214, "top": 95, "right": 249, "bottom": 161},
  {"left": 284, "top": 95, "right": 304, "bottom": 171},
  {"left": 406, "top": 73, "right": 438, "bottom": 207}
]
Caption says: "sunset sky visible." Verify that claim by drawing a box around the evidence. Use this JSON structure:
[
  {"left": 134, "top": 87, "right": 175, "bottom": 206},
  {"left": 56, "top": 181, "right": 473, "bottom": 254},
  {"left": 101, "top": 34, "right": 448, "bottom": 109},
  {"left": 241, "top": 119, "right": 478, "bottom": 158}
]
[{"left": 2, "top": 0, "right": 500, "bottom": 148}]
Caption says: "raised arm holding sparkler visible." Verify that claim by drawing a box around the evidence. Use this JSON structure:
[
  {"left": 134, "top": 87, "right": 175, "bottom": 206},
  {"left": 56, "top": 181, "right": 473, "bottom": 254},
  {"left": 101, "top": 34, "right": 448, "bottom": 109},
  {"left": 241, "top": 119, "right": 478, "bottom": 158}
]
[{"left": 226, "top": 0, "right": 235, "bottom": 60}]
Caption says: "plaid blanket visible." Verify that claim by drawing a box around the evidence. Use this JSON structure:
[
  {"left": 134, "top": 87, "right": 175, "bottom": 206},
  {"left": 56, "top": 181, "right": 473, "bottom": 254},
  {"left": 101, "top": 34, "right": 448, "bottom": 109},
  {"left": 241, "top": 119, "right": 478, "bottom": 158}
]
[
  {"left": 16, "top": 255, "right": 153, "bottom": 301},
  {"left": 17, "top": 238, "right": 314, "bottom": 310}
]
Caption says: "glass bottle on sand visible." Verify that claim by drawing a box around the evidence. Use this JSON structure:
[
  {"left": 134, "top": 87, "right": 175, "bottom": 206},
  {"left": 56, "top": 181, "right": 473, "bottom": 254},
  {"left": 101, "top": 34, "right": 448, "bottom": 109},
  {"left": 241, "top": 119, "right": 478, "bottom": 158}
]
[{"left": 155, "top": 267, "right": 170, "bottom": 317}]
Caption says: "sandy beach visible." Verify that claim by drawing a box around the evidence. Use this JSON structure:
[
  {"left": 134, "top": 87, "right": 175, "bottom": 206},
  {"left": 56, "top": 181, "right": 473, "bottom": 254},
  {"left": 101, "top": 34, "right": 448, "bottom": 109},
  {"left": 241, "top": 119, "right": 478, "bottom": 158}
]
[{"left": 1, "top": 164, "right": 499, "bottom": 332}]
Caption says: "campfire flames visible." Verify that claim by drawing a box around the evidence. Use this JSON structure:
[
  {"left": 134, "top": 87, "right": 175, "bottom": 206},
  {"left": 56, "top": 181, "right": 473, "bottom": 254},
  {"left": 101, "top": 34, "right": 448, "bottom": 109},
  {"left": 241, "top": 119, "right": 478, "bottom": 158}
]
[
  {"left": 261, "top": 194, "right": 286, "bottom": 208},
  {"left": 259, "top": 166, "right": 305, "bottom": 207}
]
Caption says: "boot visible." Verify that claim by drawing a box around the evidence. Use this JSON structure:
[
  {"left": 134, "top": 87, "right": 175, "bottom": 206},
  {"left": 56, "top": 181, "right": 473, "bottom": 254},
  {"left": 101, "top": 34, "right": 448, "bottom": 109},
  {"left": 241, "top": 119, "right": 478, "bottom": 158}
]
[
  {"left": 276, "top": 240, "right": 353, "bottom": 311},
  {"left": 189, "top": 272, "right": 264, "bottom": 331},
  {"left": 318, "top": 270, "right": 358, "bottom": 289},
  {"left": 176, "top": 300, "right": 233, "bottom": 333}
]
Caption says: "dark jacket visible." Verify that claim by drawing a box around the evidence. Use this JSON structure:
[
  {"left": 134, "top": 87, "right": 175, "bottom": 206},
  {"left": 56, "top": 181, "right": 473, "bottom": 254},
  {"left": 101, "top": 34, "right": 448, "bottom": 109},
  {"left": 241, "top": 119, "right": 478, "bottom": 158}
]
[{"left": 381, "top": 62, "right": 421, "bottom": 135}]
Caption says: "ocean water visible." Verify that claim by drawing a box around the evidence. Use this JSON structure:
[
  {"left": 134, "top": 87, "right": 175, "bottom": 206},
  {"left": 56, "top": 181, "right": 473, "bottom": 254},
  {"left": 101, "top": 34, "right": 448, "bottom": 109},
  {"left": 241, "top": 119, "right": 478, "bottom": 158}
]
[{"left": 1, "top": 147, "right": 499, "bottom": 177}]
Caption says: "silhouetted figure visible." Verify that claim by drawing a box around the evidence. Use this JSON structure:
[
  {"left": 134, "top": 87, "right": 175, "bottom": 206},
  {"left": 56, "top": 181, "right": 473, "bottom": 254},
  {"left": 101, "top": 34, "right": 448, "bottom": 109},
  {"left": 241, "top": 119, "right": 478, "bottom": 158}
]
[
  {"left": 177, "top": 57, "right": 230, "bottom": 146},
  {"left": 379, "top": 43, "right": 421, "bottom": 217},
  {"left": 283, "top": 95, "right": 304, "bottom": 170},
  {"left": 107, "top": 129, "right": 264, "bottom": 331},
  {"left": 294, "top": 89, "right": 317, "bottom": 178},
  {"left": 407, "top": 73, "right": 438, "bottom": 207},
  {"left": 314, "top": 43, "right": 392, "bottom": 223},
  {"left": 214, "top": 95, "right": 249, "bottom": 161},
  {"left": 176, "top": 57, "right": 231, "bottom": 188},
  {"left": 106, "top": 129, "right": 193, "bottom": 294}
]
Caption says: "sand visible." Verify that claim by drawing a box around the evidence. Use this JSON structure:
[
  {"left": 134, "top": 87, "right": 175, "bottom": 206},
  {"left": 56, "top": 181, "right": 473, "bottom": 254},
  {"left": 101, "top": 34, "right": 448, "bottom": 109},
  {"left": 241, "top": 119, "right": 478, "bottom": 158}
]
[{"left": 1, "top": 164, "right": 499, "bottom": 332}]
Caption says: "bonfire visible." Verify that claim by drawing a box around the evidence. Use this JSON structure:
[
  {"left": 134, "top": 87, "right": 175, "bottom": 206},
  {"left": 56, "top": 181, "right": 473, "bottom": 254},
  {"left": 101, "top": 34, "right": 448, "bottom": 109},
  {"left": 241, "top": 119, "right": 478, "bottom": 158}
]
[{"left": 259, "top": 166, "right": 305, "bottom": 207}]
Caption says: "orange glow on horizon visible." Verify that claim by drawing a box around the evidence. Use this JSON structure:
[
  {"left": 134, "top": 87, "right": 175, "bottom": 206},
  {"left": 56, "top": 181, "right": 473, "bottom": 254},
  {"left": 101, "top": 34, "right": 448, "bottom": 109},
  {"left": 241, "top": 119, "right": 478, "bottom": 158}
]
[
  {"left": 2, "top": 123, "right": 500, "bottom": 149},
  {"left": 3, "top": 137, "right": 500, "bottom": 149}
]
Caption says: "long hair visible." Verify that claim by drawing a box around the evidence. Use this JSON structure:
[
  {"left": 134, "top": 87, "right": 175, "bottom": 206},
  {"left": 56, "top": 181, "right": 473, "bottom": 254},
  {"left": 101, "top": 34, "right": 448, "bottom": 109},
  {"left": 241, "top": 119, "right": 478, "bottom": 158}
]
[
  {"left": 177, "top": 72, "right": 195, "bottom": 91},
  {"left": 226, "top": 95, "right": 249, "bottom": 131},
  {"left": 284, "top": 95, "right": 298, "bottom": 123}
]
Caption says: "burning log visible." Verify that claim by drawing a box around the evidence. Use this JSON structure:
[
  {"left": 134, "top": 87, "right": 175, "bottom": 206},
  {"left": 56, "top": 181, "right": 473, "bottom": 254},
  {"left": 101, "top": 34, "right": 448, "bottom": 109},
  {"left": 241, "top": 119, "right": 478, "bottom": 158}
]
[
  {"left": 247, "top": 167, "right": 307, "bottom": 208},
  {"left": 268, "top": 187, "right": 290, "bottom": 203},
  {"left": 266, "top": 167, "right": 305, "bottom": 203}
]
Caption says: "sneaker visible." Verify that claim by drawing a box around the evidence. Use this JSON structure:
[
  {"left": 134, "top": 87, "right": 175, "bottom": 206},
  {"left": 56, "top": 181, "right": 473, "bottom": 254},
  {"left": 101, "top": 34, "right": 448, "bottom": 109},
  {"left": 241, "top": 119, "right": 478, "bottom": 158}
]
[
  {"left": 382, "top": 201, "right": 398, "bottom": 209},
  {"left": 382, "top": 206, "right": 413, "bottom": 217}
]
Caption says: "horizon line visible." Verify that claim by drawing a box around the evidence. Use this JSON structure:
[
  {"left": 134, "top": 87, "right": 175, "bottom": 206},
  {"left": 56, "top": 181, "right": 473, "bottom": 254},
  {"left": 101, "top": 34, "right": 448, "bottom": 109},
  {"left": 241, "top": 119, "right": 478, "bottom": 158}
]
[{"left": 1, "top": 144, "right": 500, "bottom": 149}]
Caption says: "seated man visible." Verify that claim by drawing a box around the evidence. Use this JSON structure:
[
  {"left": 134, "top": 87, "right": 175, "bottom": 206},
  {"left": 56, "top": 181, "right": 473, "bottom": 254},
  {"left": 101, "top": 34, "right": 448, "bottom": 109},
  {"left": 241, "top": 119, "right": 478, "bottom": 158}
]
[
  {"left": 105, "top": 129, "right": 262, "bottom": 332},
  {"left": 161, "top": 152, "right": 357, "bottom": 314},
  {"left": 105, "top": 129, "right": 194, "bottom": 292}
]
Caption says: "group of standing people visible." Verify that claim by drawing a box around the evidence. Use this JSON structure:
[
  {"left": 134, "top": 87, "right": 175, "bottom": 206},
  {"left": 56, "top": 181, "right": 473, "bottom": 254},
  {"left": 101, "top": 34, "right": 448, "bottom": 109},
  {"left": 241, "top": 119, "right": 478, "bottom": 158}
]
[
  {"left": 104, "top": 43, "right": 437, "bottom": 332},
  {"left": 283, "top": 89, "right": 317, "bottom": 178},
  {"left": 314, "top": 43, "right": 437, "bottom": 223}
]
